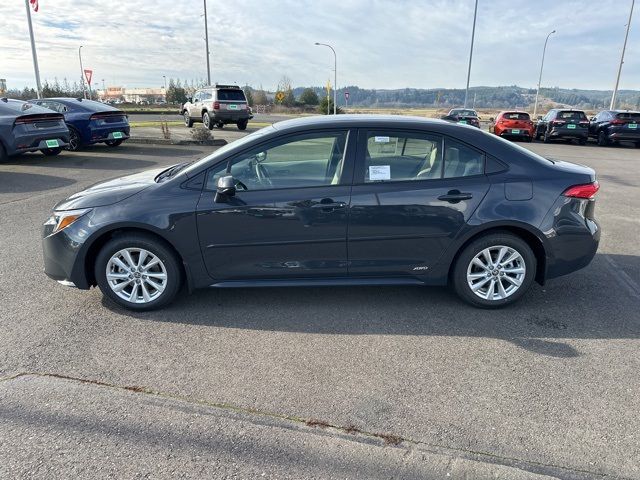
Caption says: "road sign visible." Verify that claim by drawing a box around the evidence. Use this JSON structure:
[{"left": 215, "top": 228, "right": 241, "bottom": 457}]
[
  {"left": 84, "top": 69, "right": 93, "bottom": 85},
  {"left": 275, "top": 91, "right": 285, "bottom": 102},
  {"left": 344, "top": 91, "right": 349, "bottom": 101}
]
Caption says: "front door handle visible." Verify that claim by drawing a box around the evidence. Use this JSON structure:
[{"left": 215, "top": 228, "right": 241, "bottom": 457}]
[
  {"left": 438, "top": 190, "right": 473, "bottom": 203},
  {"left": 311, "top": 200, "right": 347, "bottom": 211}
]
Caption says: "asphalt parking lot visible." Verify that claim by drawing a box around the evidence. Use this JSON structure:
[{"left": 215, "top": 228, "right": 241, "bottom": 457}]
[{"left": 1, "top": 139, "right": 639, "bottom": 479}]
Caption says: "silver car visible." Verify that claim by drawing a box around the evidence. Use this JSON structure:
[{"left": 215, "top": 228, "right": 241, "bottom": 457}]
[{"left": 181, "top": 84, "right": 253, "bottom": 131}]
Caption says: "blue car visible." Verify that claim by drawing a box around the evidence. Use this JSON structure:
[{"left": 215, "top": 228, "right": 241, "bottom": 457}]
[
  {"left": 0, "top": 98, "right": 69, "bottom": 161},
  {"left": 29, "top": 98, "right": 130, "bottom": 151}
]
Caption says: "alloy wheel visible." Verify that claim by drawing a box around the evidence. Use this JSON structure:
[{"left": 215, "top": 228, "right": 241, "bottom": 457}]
[
  {"left": 68, "top": 130, "right": 80, "bottom": 151},
  {"left": 105, "top": 248, "right": 168, "bottom": 304},
  {"left": 466, "top": 245, "right": 526, "bottom": 301}
]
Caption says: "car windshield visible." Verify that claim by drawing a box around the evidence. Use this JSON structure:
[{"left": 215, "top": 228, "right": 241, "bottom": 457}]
[
  {"left": 558, "top": 111, "right": 587, "bottom": 120},
  {"left": 217, "top": 89, "right": 246, "bottom": 101},
  {"left": 181, "top": 125, "right": 275, "bottom": 177},
  {"left": 503, "top": 112, "right": 530, "bottom": 120}
]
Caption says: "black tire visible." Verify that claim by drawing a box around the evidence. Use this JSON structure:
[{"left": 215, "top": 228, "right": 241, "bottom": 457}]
[
  {"left": 452, "top": 232, "right": 536, "bottom": 309},
  {"left": 41, "top": 147, "right": 62, "bottom": 156},
  {"left": 597, "top": 130, "right": 608, "bottom": 146},
  {"left": 237, "top": 119, "right": 248, "bottom": 131},
  {"left": 635, "top": 142, "right": 640, "bottom": 149},
  {"left": 578, "top": 138, "right": 587, "bottom": 146},
  {"left": 543, "top": 131, "right": 551, "bottom": 143},
  {"left": 184, "top": 112, "right": 194, "bottom": 128},
  {"left": 95, "top": 233, "right": 182, "bottom": 311},
  {"left": 525, "top": 136, "right": 532, "bottom": 143},
  {"left": 215, "top": 121, "right": 224, "bottom": 129},
  {"left": 0, "top": 143, "right": 8, "bottom": 163},
  {"left": 66, "top": 127, "right": 82, "bottom": 151},
  {"left": 105, "top": 139, "right": 123, "bottom": 147},
  {"left": 203, "top": 112, "right": 214, "bottom": 130}
]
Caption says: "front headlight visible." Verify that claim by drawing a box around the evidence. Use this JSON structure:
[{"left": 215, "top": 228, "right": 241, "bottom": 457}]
[{"left": 45, "top": 208, "right": 92, "bottom": 234}]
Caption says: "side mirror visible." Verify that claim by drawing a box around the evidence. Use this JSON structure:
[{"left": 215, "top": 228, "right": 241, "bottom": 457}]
[
  {"left": 590, "top": 117, "right": 596, "bottom": 122},
  {"left": 537, "top": 115, "right": 543, "bottom": 121},
  {"left": 215, "top": 175, "right": 236, "bottom": 202}
]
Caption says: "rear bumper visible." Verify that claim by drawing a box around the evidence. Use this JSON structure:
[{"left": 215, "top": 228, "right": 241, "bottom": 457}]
[
  {"left": 497, "top": 129, "right": 533, "bottom": 138},
  {"left": 548, "top": 127, "right": 588, "bottom": 139},
  {"left": 86, "top": 124, "right": 131, "bottom": 144},
  {"left": 10, "top": 129, "right": 70, "bottom": 154},
  {"left": 608, "top": 130, "right": 640, "bottom": 142},
  {"left": 212, "top": 111, "right": 253, "bottom": 123}
]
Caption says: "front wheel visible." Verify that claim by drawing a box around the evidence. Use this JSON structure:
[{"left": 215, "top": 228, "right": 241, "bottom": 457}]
[
  {"left": 452, "top": 233, "right": 536, "bottom": 308},
  {"left": 105, "top": 139, "right": 123, "bottom": 147},
  {"left": 41, "top": 147, "right": 62, "bottom": 156},
  {"left": 597, "top": 131, "right": 608, "bottom": 146},
  {"left": 95, "top": 233, "right": 182, "bottom": 311}
]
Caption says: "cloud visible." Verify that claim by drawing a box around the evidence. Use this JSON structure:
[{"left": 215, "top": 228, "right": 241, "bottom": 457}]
[{"left": 0, "top": 0, "right": 638, "bottom": 91}]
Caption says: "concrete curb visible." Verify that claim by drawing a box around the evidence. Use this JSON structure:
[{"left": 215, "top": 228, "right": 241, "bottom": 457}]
[{"left": 127, "top": 137, "right": 227, "bottom": 147}]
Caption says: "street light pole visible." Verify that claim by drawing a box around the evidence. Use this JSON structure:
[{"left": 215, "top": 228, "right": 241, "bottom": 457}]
[
  {"left": 24, "top": 0, "right": 42, "bottom": 98},
  {"left": 203, "top": 0, "right": 211, "bottom": 85},
  {"left": 315, "top": 42, "right": 337, "bottom": 114},
  {"left": 78, "top": 45, "right": 87, "bottom": 99},
  {"left": 464, "top": 0, "right": 478, "bottom": 109},
  {"left": 163, "top": 75, "right": 167, "bottom": 90},
  {"left": 610, "top": 0, "right": 635, "bottom": 110},
  {"left": 533, "top": 30, "right": 556, "bottom": 119}
]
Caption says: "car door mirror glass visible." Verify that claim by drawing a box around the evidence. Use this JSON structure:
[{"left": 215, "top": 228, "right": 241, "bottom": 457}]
[{"left": 215, "top": 175, "right": 236, "bottom": 201}]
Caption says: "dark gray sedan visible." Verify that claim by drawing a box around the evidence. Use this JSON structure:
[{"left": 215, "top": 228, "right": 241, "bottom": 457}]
[{"left": 0, "top": 98, "right": 69, "bottom": 161}]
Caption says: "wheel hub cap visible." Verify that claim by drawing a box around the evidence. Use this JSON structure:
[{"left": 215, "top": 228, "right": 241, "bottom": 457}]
[
  {"left": 466, "top": 245, "right": 526, "bottom": 301},
  {"left": 106, "top": 248, "right": 167, "bottom": 304}
]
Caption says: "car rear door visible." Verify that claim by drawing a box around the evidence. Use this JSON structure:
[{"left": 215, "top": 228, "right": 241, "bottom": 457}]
[
  {"left": 195, "top": 128, "right": 355, "bottom": 281},
  {"left": 347, "top": 128, "right": 490, "bottom": 277}
]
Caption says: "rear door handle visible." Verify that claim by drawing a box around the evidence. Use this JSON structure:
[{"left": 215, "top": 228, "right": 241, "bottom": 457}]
[{"left": 438, "top": 190, "right": 473, "bottom": 203}]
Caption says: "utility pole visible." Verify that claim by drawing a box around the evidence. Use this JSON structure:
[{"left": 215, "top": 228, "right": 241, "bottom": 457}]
[
  {"left": 315, "top": 42, "right": 337, "bottom": 114},
  {"left": 79, "top": 45, "right": 87, "bottom": 99},
  {"left": 204, "top": 0, "right": 211, "bottom": 85},
  {"left": 611, "top": 0, "right": 635, "bottom": 110},
  {"left": 464, "top": 0, "right": 478, "bottom": 108},
  {"left": 24, "top": 0, "right": 42, "bottom": 98},
  {"left": 533, "top": 30, "right": 555, "bottom": 119}
]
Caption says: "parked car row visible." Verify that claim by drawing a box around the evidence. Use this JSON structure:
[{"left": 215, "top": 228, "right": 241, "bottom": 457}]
[
  {"left": 0, "top": 97, "right": 129, "bottom": 162},
  {"left": 488, "top": 108, "right": 640, "bottom": 147}
]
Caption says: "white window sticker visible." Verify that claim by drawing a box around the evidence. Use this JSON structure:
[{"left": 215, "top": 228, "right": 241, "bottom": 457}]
[
  {"left": 369, "top": 165, "right": 391, "bottom": 181},
  {"left": 374, "top": 136, "right": 390, "bottom": 143}
]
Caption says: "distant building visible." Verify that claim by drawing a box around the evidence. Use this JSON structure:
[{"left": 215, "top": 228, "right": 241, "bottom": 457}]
[{"left": 97, "top": 86, "right": 166, "bottom": 103}]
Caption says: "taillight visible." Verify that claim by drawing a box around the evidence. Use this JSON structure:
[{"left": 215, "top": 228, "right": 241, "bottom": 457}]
[
  {"left": 563, "top": 181, "right": 599, "bottom": 199},
  {"left": 579, "top": 121, "right": 589, "bottom": 126},
  {"left": 552, "top": 120, "right": 566, "bottom": 126},
  {"left": 611, "top": 119, "right": 626, "bottom": 125},
  {"left": 213, "top": 102, "right": 220, "bottom": 109}
]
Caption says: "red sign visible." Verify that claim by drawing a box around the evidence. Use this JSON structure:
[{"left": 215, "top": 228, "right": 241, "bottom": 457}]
[
  {"left": 344, "top": 91, "right": 350, "bottom": 100},
  {"left": 29, "top": 0, "right": 38, "bottom": 12},
  {"left": 84, "top": 69, "right": 93, "bottom": 85}
]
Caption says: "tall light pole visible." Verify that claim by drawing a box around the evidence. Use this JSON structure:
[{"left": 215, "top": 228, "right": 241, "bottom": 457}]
[
  {"left": 463, "top": 0, "right": 479, "bottom": 109},
  {"left": 315, "top": 42, "right": 337, "bottom": 115},
  {"left": 533, "top": 30, "right": 556, "bottom": 119},
  {"left": 163, "top": 75, "right": 167, "bottom": 90},
  {"left": 611, "top": 0, "right": 635, "bottom": 110},
  {"left": 78, "top": 45, "right": 87, "bottom": 99},
  {"left": 25, "top": 0, "right": 42, "bottom": 98},
  {"left": 203, "top": 0, "right": 211, "bottom": 85}
]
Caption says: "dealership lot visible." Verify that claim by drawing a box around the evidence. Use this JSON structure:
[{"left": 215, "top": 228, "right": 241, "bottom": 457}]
[{"left": 1, "top": 140, "right": 639, "bottom": 478}]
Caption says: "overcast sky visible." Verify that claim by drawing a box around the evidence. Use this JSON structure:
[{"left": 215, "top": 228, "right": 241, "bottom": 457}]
[{"left": 1, "top": 0, "right": 638, "bottom": 91}]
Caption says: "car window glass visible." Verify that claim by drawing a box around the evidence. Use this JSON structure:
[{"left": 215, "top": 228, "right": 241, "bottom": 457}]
[
  {"left": 558, "top": 111, "right": 587, "bottom": 120},
  {"left": 443, "top": 138, "right": 484, "bottom": 178},
  {"left": 504, "top": 112, "right": 530, "bottom": 120},
  {"left": 201, "top": 91, "right": 212, "bottom": 100},
  {"left": 363, "top": 132, "right": 442, "bottom": 183},
  {"left": 206, "top": 131, "right": 349, "bottom": 191},
  {"left": 217, "top": 89, "right": 246, "bottom": 101}
]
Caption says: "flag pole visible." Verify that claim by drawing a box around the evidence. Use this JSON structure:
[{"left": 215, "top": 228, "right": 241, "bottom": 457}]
[{"left": 25, "top": 0, "right": 42, "bottom": 98}]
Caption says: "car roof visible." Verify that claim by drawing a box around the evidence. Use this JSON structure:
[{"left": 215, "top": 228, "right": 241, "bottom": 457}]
[
  {"left": 35, "top": 97, "right": 120, "bottom": 112},
  {"left": 498, "top": 111, "right": 529, "bottom": 115},
  {"left": 0, "top": 98, "right": 57, "bottom": 116},
  {"left": 271, "top": 114, "right": 451, "bottom": 132}
]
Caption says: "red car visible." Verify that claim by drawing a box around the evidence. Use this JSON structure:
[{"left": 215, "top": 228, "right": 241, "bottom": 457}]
[{"left": 492, "top": 111, "right": 535, "bottom": 142}]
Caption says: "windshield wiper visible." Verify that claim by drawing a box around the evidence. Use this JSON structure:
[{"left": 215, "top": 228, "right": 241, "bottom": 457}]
[{"left": 155, "top": 162, "right": 192, "bottom": 182}]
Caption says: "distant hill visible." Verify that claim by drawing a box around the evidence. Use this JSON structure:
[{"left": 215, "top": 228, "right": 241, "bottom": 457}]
[{"left": 293, "top": 85, "right": 640, "bottom": 110}]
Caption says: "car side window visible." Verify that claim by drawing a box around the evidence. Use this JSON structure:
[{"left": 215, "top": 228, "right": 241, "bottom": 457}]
[
  {"left": 206, "top": 130, "right": 349, "bottom": 191},
  {"left": 193, "top": 92, "right": 201, "bottom": 102},
  {"left": 363, "top": 131, "right": 443, "bottom": 182},
  {"left": 443, "top": 138, "right": 485, "bottom": 178},
  {"left": 201, "top": 91, "right": 212, "bottom": 100},
  {"left": 48, "top": 101, "right": 67, "bottom": 113}
]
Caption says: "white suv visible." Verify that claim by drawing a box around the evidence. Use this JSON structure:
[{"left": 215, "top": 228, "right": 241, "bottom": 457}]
[{"left": 181, "top": 85, "right": 253, "bottom": 130}]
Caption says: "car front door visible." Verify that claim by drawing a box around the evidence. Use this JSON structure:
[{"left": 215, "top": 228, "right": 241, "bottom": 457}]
[
  {"left": 189, "top": 92, "right": 201, "bottom": 117},
  {"left": 196, "top": 129, "right": 354, "bottom": 282},
  {"left": 347, "top": 129, "right": 490, "bottom": 277}
]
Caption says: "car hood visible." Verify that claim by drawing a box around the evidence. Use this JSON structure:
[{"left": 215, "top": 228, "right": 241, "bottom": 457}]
[{"left": 54, "top": 167, "right": 166, "bottom": 210}]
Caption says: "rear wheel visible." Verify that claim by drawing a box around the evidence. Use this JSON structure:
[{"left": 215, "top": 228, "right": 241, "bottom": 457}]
[
  {"left": 0, "top": 143, "right": 9, "bottom": 163},
  {"left": 452, "top": 233, "right": 536, "bottom": 308},
  {"left": 578, "top": 138, "right": 587, "bottom": 146},
  {"left": 66, "top": 128, "right": 82, "bottom": 151},
  {"left": 597, "top": 130, "right": 608, "bottom": 146},
  {"left": 41, "top": 147, "right": 62, "bottom": 156},
  {"left": 202, "top": 112, "right": 214, "bottom": 130},
  {"left": 635, "top": 142, "right": 640, "bottom": 148},
  {"left": 95, "top": 233, "right": 182, "bottom": 311},
  {"left": 184, "top": 112, "right": 194, "bottom": 127},
  {"left": 543, "top": 131, "right": 551, "bottom": 143},
  {"left": 237, "top": 119, "right": 248, "bottom": 130},
  {"left": 215, "top": 121, "right": 224, "bottom": 129}
]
